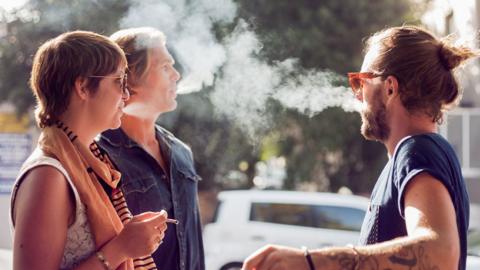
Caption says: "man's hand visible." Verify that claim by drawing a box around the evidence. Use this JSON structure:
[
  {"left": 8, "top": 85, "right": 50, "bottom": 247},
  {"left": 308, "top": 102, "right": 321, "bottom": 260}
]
[{"left": 241, "top": 245, "right": 309, "bottom": 270}]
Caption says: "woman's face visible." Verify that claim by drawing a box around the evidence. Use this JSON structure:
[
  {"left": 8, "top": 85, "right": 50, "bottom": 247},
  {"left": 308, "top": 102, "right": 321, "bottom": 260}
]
[
  {"left": 123, "top": 45, "right": 181, "bottom": 116},
  {"left": 87, "top": 64, "right": 129, "bottom": 131}
]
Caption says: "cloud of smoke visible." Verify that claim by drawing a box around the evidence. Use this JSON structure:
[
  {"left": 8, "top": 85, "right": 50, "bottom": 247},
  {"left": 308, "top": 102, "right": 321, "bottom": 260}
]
[
  {"left": 121, "top": 0, "right": 361, "bottom": 140},
  {"left": 121, "top": 0, "right": 236, "bottom": 94}
]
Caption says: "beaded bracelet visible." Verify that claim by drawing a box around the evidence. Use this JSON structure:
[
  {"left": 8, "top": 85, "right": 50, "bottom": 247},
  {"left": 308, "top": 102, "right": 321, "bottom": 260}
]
[
  {"left": 301, "top": 246, "right": 316, "bottom": 270},
  {"left": 95, "top": 251, "right": 113, "bottom": 270}
]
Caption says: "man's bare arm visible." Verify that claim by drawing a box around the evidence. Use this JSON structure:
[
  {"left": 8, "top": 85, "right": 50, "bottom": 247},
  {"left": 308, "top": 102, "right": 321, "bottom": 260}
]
[
  {"left": 242, "top": 173, "right": 459, "bottom": 270},
  {"left": 312, "top": 235, "right": 438, "bottom": 269},
  {"left": 311, "top": 172, "right": 459, "bottom": 270}
]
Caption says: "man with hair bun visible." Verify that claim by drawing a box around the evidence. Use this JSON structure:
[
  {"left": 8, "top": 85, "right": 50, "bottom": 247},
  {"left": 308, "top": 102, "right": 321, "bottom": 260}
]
[{"left": 242, "top": 25, "right": 475, "bottom": 270}]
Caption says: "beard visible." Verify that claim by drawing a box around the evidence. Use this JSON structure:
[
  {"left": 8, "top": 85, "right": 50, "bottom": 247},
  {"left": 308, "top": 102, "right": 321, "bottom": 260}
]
[{"left": 360, "top": 90, "right": 390, "bottom": 142}]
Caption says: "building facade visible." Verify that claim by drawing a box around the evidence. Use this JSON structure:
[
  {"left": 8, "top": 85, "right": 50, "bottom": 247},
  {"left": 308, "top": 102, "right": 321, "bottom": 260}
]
[{"left": 423, "top": 0, "right": 480, "bottom": 203}]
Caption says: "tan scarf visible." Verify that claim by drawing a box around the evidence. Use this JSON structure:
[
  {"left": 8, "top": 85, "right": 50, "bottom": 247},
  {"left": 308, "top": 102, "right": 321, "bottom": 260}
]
[{"left": 38, "top": 124, "right": 134, "bottom": 270}]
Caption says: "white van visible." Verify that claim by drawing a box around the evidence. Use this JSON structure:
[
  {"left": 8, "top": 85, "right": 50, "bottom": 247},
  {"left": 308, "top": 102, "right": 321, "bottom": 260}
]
[
  {"left": 202, "top": 190, "right": 480, "bottom": 270},
  {"left": 202, "top": 190, "right": 369, "bottom": 270}
]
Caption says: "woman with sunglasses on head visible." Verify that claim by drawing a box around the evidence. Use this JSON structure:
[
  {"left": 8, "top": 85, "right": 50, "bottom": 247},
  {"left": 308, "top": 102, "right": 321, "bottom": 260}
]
[{"left": 11, "top": 31, "right": 168, "bottom": 270}]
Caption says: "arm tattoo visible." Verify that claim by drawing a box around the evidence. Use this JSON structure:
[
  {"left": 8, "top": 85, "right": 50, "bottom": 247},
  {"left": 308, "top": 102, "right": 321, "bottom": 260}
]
[
  {"left": 336, "top": 255, "right": 355, "bottom": 270},
  {"left": 387, "top": 245, "right": 438, "bottom": 270},
  {"left": 322, "top": 243, "right": 438, "bottom": 270},
  {"left": 325, "top": 254, "right": 358, "bottom": 270},
  {"left": 389, "top": 246, "right": 417, "bottom": 267},
  {"left": 325, "top": 253, "right": 379, "bottom": 270}
]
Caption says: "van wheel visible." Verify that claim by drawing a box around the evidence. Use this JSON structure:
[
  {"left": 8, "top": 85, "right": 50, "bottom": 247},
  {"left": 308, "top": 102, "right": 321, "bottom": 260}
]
[{"left": 220, "top": 262, "right": 243, "bottom": 270}]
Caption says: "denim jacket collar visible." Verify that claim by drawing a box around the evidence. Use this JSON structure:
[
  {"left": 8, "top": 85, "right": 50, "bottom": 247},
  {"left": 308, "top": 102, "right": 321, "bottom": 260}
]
[{"left": 100, "top": 125, "right": 175, "bottom": 149}]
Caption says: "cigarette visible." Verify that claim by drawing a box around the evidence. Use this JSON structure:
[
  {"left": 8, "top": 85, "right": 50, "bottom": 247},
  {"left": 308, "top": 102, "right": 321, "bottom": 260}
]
[{"left": 166, "top": 218, "right": 179, "bottom": 224}]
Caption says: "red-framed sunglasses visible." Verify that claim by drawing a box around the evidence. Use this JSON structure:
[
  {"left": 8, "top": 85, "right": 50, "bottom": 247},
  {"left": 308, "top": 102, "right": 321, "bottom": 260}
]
[{"left": 347, "top": 72, "right": 383, "bottom": 94}]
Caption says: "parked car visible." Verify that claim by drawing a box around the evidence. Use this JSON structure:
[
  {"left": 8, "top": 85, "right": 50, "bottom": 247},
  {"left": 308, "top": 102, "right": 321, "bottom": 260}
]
[
  {"left": 467, "top": 226, "right": 480, "bottom": 269},
  {"left": 202, "top": 190, "right": 369, "bottom": 270},
  {"left": 203, "top": 190, "right": 480, "bottom": 270},
  {"left": 0, "top": 249, "right": 12, "bottom": 270}
]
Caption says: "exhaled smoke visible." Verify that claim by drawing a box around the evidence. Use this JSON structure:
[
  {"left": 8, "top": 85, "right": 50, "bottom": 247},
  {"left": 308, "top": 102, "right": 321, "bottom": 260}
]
[
  {"left": 121, "top": 0, "right": 236, "bottom": 94},
  {"left": 211, "top": 22, "right": 361, "bottom": 139},
  {"left": 121, "top": 0, "right": 361, "bottom": 140},
  {"left": 211, "top": 22, "right": 281, "bottom": 139},
  {"left": 274, "top": 70, "right": 362, "bottom": 116}
]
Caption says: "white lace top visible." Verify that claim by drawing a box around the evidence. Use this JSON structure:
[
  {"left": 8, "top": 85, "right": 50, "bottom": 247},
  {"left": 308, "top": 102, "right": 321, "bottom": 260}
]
[{"left": 10, "top": 148, "right": 96, "bottom": 269}]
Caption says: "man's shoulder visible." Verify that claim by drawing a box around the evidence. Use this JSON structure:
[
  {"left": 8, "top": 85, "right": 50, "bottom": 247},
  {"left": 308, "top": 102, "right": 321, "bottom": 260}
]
[
  {"left": 392, "top": 133, "right": 458, "bottom": 182},
  {"left": 96, "top": 128, "right": 130, "bottom": 153},
  {"left": 390, "top": 134, "right": 442, "bottom": 178},
  {"left": 155, "top": 125, "right": 192, "bottom": 153},
  {"left": 395, "top": 133, "right": 446, "bottom": 159}
]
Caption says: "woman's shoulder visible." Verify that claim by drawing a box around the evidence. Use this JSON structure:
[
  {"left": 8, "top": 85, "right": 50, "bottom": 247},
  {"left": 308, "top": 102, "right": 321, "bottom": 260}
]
[
  {"left": 22, "top": 147, "right": 63, "bottom": 167},
  {"left": 11, "top": 148, "right": 77, "bottom": 222},
  {"left": 19, "top": 148, "right": 74, "bottom": 181},
  {"left": 11, "top": 152, "right": 74, "bottom": 227},
  {"left": 17, "top": 165, "right": 70, "bottom": 202}
]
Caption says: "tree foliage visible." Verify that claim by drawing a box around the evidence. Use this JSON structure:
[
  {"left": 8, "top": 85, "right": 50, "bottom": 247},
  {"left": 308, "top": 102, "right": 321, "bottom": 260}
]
[{"left": 0, "top": 0, "right": 129, "bottom": 113}]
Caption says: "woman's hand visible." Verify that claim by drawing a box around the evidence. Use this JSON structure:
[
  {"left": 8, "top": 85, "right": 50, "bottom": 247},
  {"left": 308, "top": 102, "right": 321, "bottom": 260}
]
[
  {"left": 81, "top": 210, "right": 168, "bottom": 270},
  {"left": 114, "top": 210, "right": 168, "bottom": 259}
]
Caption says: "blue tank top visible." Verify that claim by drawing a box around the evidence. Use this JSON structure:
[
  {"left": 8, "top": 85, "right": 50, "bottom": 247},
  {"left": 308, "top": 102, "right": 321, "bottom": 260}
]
[{"left": 358, "top": 133, "right": 469, "bottom": 270}]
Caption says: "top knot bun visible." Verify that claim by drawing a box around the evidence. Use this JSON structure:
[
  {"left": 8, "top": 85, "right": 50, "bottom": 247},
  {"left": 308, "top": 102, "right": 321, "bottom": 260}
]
[{"left": 438, "top": 42, "right": 477, "bottom": 70}]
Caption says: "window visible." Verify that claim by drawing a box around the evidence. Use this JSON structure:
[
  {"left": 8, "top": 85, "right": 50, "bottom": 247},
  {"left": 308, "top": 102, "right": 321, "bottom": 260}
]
[
  {"left": 210, "top": 201, "right": 222, "bottom": 223},
  {"left": 250, "top": 203, "right": 315, "bottom": 227},
  {"left": 313, "top": 205, "right": 365, "bottom": 231},
  {"left": 439, "top": 109, "right": 480, "bottom": 176},
  {"left": 470, "top": 115, "right": 480, "bottom": 168},
  {"left": 250, "top": 202, "right": 365, "bottom": 231},
  {"left": 446, "top": 114, "right": 463, "bottom": 164}
]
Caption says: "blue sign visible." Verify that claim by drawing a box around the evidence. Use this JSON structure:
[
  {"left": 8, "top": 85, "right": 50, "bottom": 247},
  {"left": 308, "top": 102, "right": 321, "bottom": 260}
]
[{"left": 0, "top": 133, "right": 32, "bottom": 193}]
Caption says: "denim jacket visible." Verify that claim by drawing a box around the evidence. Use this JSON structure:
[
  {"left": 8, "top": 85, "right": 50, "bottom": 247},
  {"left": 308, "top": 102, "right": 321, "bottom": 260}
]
[{"left": 98, "top": 126, "right": 205, "bottom": 270}]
